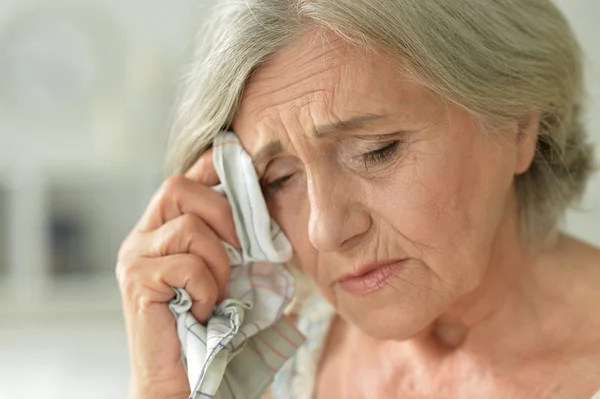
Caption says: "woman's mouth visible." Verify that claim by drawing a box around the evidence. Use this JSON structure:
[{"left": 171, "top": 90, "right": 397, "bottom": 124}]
[{"left": 336, "top": 259, "right": 407, "bottom": 296}]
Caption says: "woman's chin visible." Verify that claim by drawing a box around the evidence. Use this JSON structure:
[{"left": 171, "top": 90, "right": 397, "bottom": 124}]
[{"left": 339, "top": 303, "right": 439, "bottom": 342}]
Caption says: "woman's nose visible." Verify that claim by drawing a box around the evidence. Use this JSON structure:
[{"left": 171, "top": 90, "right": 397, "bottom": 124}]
[{"left": 307, "top": 171, "right": 371, "bottom": 252}]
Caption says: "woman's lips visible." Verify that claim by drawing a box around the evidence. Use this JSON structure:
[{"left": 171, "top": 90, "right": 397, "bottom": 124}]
[{"left": 337, "top": 260, "right": 407, "bottom": 296}]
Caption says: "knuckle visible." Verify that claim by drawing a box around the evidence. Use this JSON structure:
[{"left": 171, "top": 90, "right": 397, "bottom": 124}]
[
  {"left": 156, "top": 234, "right": 173, "bottom": 257},
  {"left": 135, "top": 295, "right": 153, "bottom": 313},
  {"left": 198, "top": 281, "right": 218, "bottom": 305},
  {"left": 184, "top": 257, "right": 218, "bottom": 304},
  {"left": 114, "top": 261, "right": 125, "bottom": 282},
  {"left": 115, "top": 258, "right": 142, "bottom": 292},
  {"left": 161, "top": 175, "right": 188, "bottom": 195},
  {"left": 155, "top": 175, "right": 187, "bottom": 208},
  {"left": 158, "top": 219, "right": 201, "bottom": 256},
  {"left": 117, "top": 242, "right": 130, "bottom": 263},
  {"left": 117, "top": 232, "right": 138, "bottom": 261},
  {"left": 178, "top": 213, "right": 204, "bottom": 233}
]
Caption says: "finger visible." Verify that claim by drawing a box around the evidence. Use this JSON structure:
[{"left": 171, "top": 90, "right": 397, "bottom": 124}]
[
  {"left": 140, "top": 213, "right": 231, "bottom": 301},
  {"left": 135, "top": 176, "right": 240, "bottom": 249},
  {"left": 157, "top": 255, "right": 220, "bottom": 323},
  {"left": 185, "top": 148, "right": 220, "bottom": 186},
  {"left": 137, "top": 254, "right": 220, "bottom": 323}
]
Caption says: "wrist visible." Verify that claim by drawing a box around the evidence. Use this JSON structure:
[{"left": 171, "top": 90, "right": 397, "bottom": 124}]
[
  {"left": 128, "top": 381, "right": 190, "bottom": 399},
  {"left": 128, "top": 390, "right": 189, "bottom": 399}
]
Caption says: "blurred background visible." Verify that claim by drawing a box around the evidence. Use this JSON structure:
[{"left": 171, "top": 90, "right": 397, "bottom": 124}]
[{"left": 0, "top": 0, "right": 598, "bottom": 398}]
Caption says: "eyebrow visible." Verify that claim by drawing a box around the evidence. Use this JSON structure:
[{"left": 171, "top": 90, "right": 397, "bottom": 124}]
[{"left": 251, "top": 113, "right": 386, "bottom": 173}]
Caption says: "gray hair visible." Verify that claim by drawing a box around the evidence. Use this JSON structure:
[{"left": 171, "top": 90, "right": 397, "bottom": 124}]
[{"left": 166, "top": 0, "right": 595, "bottom": 244}]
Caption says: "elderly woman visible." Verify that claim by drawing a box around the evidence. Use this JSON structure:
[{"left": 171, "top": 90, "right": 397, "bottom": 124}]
[{"left": 116, "top": 0, "right": 600, "bottom": 398}]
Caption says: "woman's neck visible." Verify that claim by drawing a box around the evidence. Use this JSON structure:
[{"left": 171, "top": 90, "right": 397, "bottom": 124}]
[
  {"left": 413, "top": 231, "right": 599, "bottom": 363},
  {"left": 317, "top": 195, "right": 600, "bottom": 397}
]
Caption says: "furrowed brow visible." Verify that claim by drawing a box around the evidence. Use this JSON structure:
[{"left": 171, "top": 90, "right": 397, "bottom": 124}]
[{"left": 251, "top": 113, "right": 387, "bottom": 172}]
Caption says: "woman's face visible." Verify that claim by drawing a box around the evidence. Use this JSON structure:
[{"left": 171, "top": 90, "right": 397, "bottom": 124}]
[{"left": 232, "top": 30, "right": 536, "bottom": 340}]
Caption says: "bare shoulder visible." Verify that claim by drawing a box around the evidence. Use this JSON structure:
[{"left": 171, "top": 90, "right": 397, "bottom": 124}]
[
  {"left": 560, "top": 235, "right": 600, "bottom": 345},
  {"left": 532, "top": 234, "right": 600, "bottom": 350},
  {"left": 566, "top": 235, "right": 600, "bottom": 296},
  {"left": 543, "top": 234, "right": 600, "bottom": 295}
]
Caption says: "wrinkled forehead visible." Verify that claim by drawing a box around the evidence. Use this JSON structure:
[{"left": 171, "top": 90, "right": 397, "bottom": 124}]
[
  {"left": 239, "top": 33, "right": 378, "bottom": 115},
  {"left": 231, "top": 29, "right": 444, "bottom": 152},
  {"left": 235, "top": 31, "right": 400, "bottom": 115}
]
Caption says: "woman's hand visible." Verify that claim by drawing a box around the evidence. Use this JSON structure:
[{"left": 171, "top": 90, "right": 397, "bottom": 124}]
[{"left": 116, "top": 149, "right": 240, "bottom": 399}]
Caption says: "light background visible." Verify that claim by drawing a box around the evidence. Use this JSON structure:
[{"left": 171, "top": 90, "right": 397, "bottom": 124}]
[{"left": 0, "top": 1, "right": 598, "bottom": 398}]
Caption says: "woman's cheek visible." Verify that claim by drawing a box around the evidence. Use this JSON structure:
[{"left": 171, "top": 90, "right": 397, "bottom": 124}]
[{"left": 265, "top": 179, "right": 316, "bottom": 269}]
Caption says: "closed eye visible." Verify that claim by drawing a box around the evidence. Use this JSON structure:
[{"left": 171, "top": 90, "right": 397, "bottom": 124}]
[
  {"left": 263, "top": 174, "right": 293, "bottom": 194},
  {"left": 262, "top": 140, "right": 402, "bottom": 195},
  {"left": 361, "top": 141, "right": 400, "bottom": 169}
]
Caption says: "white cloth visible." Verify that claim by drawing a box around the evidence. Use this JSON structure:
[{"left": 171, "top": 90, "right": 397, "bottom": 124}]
[
  {"left": 168, "top": 131, "right": 306, "bottom": 399},
  {"left": 271, "top": 293, "right": 335, "bottom": 399}
]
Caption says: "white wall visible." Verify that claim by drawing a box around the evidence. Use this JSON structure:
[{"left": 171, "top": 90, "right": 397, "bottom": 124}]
[
  {"left": 0, "top": 1, "right": 598, "bottom": 399},
  {"left": 0, "top": 317, "right": 130, "bottom": 399},
  {"left": 0, "top": 0, "right": 207, "bottom": 397}
]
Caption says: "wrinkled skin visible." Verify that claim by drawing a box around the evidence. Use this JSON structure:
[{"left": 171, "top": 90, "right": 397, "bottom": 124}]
[
  {"left": 233, "top": 28, "right": 538, "bottom": 340},
  {"left": 233, "top": 29, "right": 600, "bottom": 399}
]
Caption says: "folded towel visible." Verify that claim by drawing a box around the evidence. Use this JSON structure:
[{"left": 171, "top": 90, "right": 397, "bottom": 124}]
[{"left": 168, "top": 131, "right": 306, "bottom": 399}]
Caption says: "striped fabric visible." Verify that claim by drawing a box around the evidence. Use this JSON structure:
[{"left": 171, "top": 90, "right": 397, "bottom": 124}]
[
  {"left": 271, "top": 293, "right": 336, "bottom": 399},
  {"left": 168, "top": 131, "right": 306, "bottom": 399}
]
